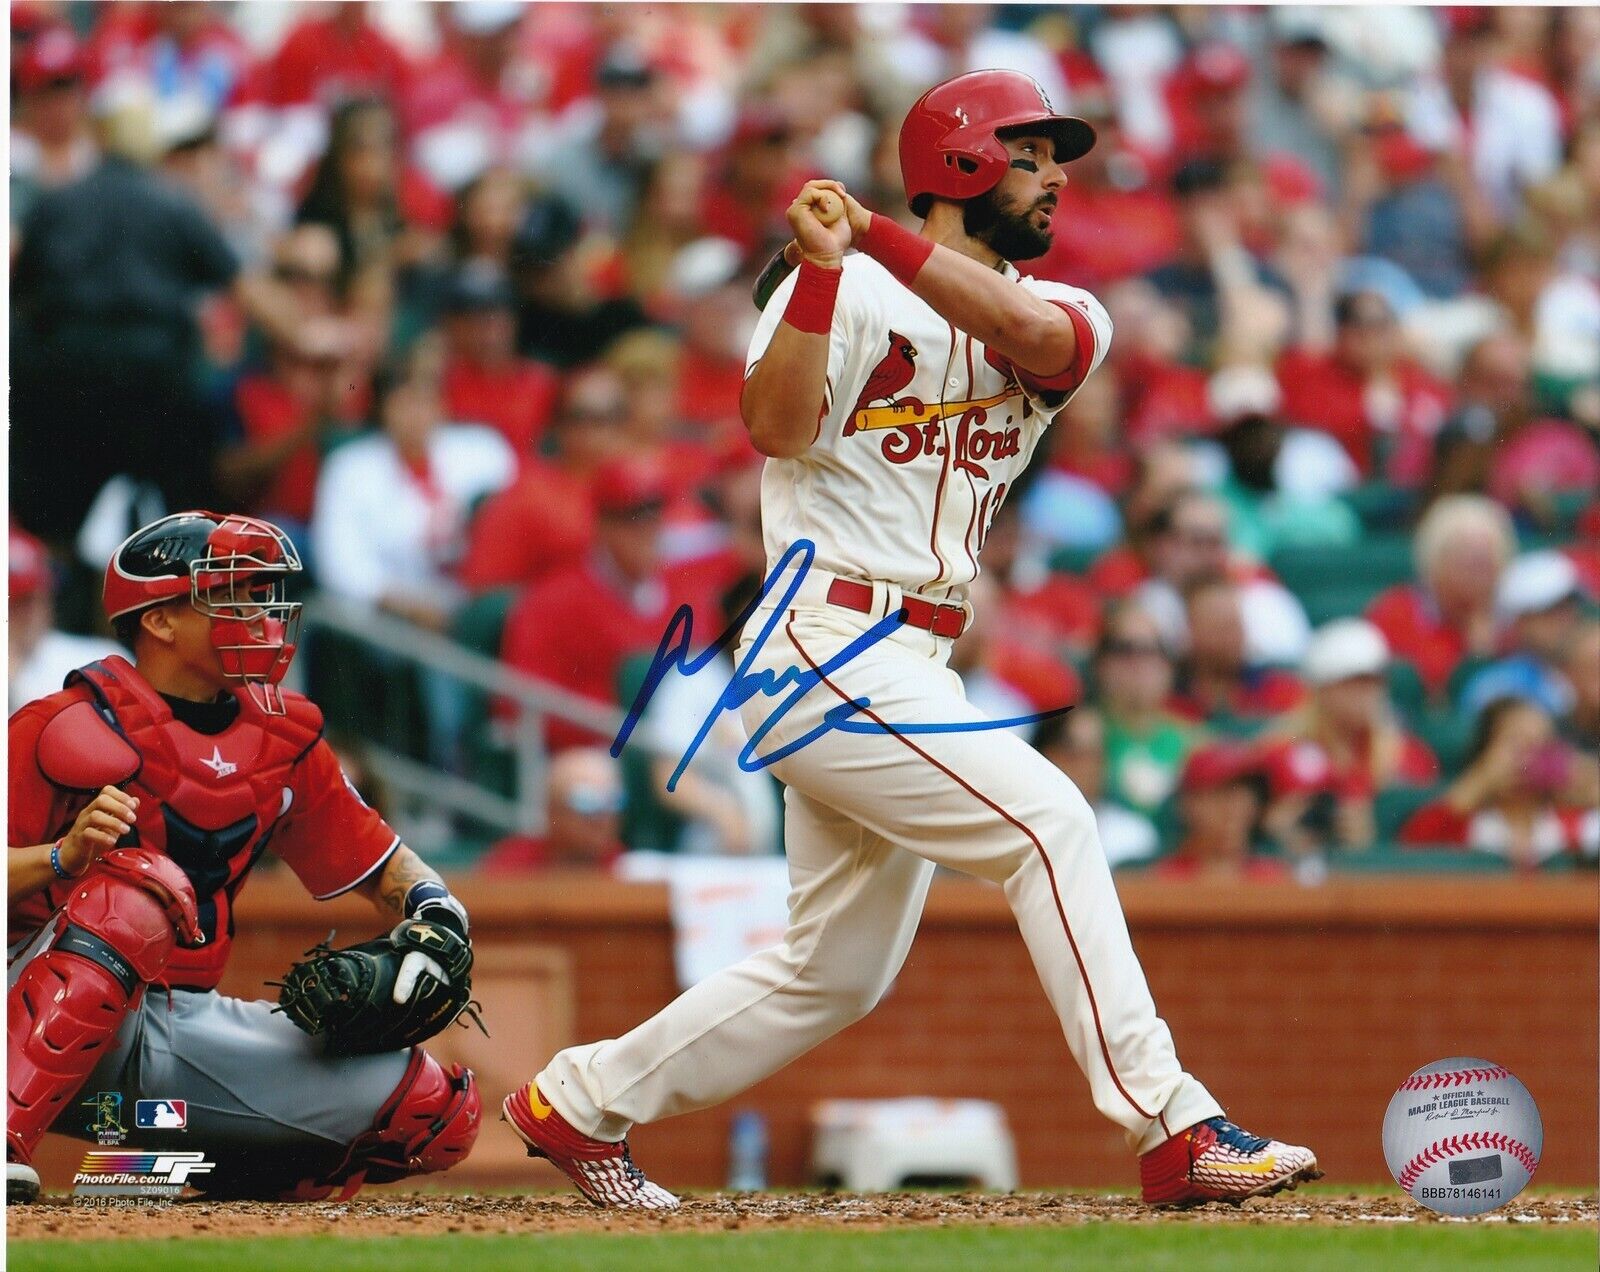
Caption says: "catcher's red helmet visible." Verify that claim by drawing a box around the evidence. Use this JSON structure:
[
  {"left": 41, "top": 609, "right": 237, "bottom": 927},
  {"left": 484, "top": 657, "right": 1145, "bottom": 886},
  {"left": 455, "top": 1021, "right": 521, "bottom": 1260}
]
[
  {"left": 104, "top": 511, "right": 303, "bottom": 713},
  {"left": 899, "top": 69, "right": 1096, "bottom": 217}
]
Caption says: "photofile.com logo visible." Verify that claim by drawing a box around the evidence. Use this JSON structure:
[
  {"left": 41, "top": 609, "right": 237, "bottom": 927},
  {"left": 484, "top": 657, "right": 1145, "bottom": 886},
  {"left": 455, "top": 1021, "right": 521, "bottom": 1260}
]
[{"left": 72, "top": 1151, "right": 215, "bottom": 1197}]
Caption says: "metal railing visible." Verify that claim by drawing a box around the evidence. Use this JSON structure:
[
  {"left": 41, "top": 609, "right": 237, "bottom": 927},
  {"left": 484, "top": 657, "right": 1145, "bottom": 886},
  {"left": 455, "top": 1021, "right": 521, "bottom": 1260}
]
[{"left": 292, "top": 593, "right": 665, "bottom": 852}]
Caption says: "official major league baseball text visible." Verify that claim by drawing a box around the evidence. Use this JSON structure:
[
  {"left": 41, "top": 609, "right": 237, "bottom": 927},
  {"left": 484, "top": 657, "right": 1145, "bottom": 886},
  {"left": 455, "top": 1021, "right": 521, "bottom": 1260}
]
[{"left": 1384, "top": 1057, "right": 1543, "bottom": 1216}]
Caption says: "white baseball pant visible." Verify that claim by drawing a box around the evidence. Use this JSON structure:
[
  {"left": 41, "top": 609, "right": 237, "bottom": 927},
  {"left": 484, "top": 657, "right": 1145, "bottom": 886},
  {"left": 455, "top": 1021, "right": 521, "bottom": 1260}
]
[{"left": 539, "top": 579, "right": 1223, "bottom": 1155}]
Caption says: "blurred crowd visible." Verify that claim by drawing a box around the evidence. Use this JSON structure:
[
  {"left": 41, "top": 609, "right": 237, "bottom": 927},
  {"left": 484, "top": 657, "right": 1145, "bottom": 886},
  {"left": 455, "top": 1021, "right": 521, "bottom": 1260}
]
[{"left": 9, "top": 3, "right": 1599, "bottom": 876}]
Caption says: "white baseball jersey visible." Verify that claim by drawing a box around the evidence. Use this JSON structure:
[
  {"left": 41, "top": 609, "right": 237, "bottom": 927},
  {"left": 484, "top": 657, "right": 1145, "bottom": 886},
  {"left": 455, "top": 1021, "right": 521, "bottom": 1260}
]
[{"left": 745, "top": 253, "right": 1113, "bottom": 601}]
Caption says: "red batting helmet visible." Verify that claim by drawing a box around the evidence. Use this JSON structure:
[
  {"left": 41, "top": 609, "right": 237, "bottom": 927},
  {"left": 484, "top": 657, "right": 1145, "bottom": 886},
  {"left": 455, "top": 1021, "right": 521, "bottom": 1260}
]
[
  {"left": 104, "top": 511, "right": 304, "bottom": 714},
  {"left": 899, "top": 69, "right": 1097, "bottom": 217}
]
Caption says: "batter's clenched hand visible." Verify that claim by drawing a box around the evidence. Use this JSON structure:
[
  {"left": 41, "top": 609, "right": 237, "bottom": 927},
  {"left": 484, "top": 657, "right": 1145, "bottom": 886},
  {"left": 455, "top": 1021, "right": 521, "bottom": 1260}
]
[
  {"left": 788, "top": 180, "right": 853, "bottom": 268},
  {"left": 805, "top": 179, "right": 873, "bottom": 244}
]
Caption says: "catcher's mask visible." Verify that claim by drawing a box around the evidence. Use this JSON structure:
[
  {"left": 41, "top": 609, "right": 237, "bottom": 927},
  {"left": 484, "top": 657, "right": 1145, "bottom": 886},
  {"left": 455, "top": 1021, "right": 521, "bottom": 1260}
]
[{"left": 103, "top": 511, "right": 304, "bottom": 714}]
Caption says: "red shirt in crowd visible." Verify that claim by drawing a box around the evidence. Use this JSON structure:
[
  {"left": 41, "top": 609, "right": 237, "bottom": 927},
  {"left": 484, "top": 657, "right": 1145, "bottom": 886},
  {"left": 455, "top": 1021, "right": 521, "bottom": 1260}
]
[
  {"left": 675, "top": 347, "right": 747, "bottom": 432},
  {"left": 1167, "top": 669, "right": 1306, "bottom": 724},
  {"left": 1033, "top": 184, "right": 1181, "bottom": 294},
  {"left": 85, "top": 4, "right": 253, "bottom": 101},
  {"left": 698, "top": 171, "right": 806, "bottom": 260},
  {"left": 1086, "top": 545, "right": 1150, "bottom": 597},
  {"left": 8, "top": 680, "right": 398, "bottom": 990},
  {"left": 1001, "top": 572, "right": 1104, "bottom": 654},
  {"left": 1051, "top": 448, "right": 1137, "bottom": 499},
  {"left": 1399, "top": 801, "right": 1595, "bottom": 863},
  {"left": 640, "top": 439, "right": 727, "bottom": 544},
  {"left": 479, "top": 834, "right": 622, "bottom": 874},
  {"left": 1567, "top": 544, "right": 1600, "bottom": 600},
  {"left": 232, "top": 372, "right": 368, "bottom": 524},
  {"left": 443, "top": 356, "right": 561, "bottom": 459},
  {"left": 499, "top": 556, "right": 718, "bottom": 752},
  {"left": 1570, "top": 503, "right": 1600, "bottom": 595},
  {"left": 396, "top": 165, "right": 457, "bottom": 233},
  {"left": 1261, "top": 730, "right": 1438, "bottom": 803},
  {"left": 400, "top": 45, "right": 543, "bottom": 152},
  {"left": 250, "top": 10, "right": 411, "bottom": 108},
  {"left": 232, "top": 374, "right": 325, "bottom": 524},
  {"left": 1330, "top": 733, "right": 1438, "bottom": 800},
  {"left": 1365, "top": 584, "right": 1471, "bottom": 699},
  {"left": 521, "top": 13, "right": 605, "bottom": 115},
  {"left": 1084, "top": 548, "right": 1282, "bottom": 603},
  {"left": 1275, "top": 350, "right": 1452, "bottom": 480},
  {"left": 1488, "top": 419, "right": 1600, "bottom": 511},
  {"left": 1115, "top": 354, "right": 1212, "bottom": 445},
  {"left": 457, "top": 460, "right": 596, "bottom": 593},
  {"left": 986, "top": 641, "right": 1083, "bottom": 715}
]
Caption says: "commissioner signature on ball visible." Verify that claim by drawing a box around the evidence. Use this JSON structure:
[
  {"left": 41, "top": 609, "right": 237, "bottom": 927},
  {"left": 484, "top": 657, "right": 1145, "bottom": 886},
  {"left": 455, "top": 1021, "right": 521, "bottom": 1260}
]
[{"left": 612, "top": 538, "right": 1071, "bottom": 791}]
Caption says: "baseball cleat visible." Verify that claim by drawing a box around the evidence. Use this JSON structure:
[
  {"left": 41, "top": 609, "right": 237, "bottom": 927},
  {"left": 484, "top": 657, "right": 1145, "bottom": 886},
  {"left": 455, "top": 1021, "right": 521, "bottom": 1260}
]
[
  {"left": 1140, "top": 1116, "right": 1320, "bottom": 1207},
  {"left": 7, "top": 1159, "right": 41, "bottom": 1205},
  {"left": 501, "top": 1082, "right": 679, "bottom": 1210}
]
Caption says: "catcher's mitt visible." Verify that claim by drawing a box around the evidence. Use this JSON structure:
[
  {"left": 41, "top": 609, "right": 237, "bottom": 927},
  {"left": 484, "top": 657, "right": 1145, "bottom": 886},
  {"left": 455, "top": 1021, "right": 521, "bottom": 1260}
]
[{"left": 272, "top": 919, "right": 484, "bottom": 1055}]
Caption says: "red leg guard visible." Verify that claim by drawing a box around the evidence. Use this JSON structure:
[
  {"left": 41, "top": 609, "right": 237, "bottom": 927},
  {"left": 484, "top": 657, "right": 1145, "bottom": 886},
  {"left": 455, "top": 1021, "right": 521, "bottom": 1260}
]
[
  {"left": 286, "top": 1050, "right": 481, "bottom": 1201},
  {"left": 6, "top": 850, "right": 200, "bottom": 1160}
]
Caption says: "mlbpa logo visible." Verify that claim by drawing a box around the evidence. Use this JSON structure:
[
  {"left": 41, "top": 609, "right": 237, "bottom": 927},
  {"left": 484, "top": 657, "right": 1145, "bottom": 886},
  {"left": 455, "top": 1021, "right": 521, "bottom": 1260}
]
[
  {"left": 81, "top": 1089, "right": 126, "bottom": 1143},
  {"left": 135, "top": 1099, "right": 187, "bottom": 1130}
]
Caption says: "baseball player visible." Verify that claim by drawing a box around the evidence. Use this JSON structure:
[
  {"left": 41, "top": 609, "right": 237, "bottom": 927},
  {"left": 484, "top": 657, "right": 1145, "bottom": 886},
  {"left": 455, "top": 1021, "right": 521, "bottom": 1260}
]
[
  {"left": 503, "top": 70, "right": 1317, "bottom": 1209},
  {"left": 7, "top": 512, "right": 480, "bottom": 1203}
]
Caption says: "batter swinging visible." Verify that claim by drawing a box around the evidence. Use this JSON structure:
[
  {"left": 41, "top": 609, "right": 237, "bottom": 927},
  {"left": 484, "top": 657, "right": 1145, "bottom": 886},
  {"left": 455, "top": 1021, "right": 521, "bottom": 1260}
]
[{"left": 504, "top": 69, "right": 1318, "bottom": 1210}]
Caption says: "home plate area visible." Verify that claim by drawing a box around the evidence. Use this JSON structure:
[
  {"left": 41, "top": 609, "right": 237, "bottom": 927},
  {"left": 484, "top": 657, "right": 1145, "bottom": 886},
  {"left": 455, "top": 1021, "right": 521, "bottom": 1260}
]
[{"left": 9, "top": 1189, "right": 1596, "bottom": 1240}]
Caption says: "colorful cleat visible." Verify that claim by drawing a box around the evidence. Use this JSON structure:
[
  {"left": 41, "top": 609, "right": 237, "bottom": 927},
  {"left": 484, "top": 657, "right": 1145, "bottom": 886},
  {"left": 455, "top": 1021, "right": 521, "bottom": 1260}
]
[
  {"left": 501, "top": 1082, "right": 679, "bottom": 1210},
  {"left": 1140, "top": 1116, "right": 1320, "bottom": 1207}
]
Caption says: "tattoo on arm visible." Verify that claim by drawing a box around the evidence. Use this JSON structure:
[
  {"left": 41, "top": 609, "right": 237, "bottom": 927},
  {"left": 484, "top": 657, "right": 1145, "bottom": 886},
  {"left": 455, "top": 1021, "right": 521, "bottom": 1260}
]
[{"left": 371, "top": 845, "right": 440, "bottom": 920}]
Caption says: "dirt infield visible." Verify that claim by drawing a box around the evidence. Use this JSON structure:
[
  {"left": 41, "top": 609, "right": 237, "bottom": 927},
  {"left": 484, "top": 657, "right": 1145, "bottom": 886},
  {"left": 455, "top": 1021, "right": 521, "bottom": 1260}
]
[{"left": 10, "top": 1190, "right": 1596, "bottom": 1241}]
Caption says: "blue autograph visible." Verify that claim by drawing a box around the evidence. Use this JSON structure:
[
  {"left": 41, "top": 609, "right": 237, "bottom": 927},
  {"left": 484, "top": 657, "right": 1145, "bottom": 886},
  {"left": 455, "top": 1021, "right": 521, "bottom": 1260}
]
[{"left": 612, "top": 540, "right": 1073, "bottom": 792}]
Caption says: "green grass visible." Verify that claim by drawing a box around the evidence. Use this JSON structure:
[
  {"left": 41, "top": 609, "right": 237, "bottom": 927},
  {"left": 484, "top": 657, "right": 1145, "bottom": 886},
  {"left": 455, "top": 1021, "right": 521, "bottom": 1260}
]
[{"left": 9, "top": 1227, "right": 1595, "bottom": 1272}]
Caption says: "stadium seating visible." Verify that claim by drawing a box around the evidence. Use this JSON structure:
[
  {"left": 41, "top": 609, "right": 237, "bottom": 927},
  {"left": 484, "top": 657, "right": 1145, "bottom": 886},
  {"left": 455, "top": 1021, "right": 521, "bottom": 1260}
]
[
  {"left": 1327, "top": 847, "right": 1514, "bottom": 874},
  {"left": 616, "top": 654, "right": 686, "bottom": 853},
  {"left": 1385, "top": 660, "right": 1428, "bottom": 718},
  {"left": 452, "top": 589, "right": 520, "bottom": 800},
  {"left": 1373, "top": 786, "right": 1441, "bottom": 842},
  {"left": 1270, "top": 537, "right": 1416, "bottom": 630}
]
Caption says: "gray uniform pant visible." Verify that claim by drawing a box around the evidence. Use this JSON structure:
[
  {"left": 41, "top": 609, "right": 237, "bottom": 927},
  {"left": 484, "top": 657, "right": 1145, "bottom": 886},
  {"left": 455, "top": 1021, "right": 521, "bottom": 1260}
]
[{"left": 9, "top": 926, "right": 410, "bottom": 1196}]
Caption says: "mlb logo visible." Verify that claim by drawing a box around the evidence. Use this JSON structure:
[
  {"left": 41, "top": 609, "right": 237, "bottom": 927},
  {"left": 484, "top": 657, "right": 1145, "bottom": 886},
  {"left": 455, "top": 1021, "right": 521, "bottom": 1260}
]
[{"left": 134, "top": 1100, "right": 187, "bottom": 1130}]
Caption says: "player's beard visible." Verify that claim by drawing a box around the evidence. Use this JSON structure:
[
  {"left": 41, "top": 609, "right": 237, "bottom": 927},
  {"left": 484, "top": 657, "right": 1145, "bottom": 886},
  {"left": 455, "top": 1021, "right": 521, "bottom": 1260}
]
[{"left": 963, "top": 185, "right": 1055, "bottom": 261}]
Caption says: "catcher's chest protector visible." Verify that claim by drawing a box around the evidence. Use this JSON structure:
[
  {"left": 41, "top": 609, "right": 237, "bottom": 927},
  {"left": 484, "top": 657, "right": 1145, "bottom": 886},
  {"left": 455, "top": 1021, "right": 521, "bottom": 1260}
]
[{"left": 59, "top": 658, "right": 323, "bottom": 967}]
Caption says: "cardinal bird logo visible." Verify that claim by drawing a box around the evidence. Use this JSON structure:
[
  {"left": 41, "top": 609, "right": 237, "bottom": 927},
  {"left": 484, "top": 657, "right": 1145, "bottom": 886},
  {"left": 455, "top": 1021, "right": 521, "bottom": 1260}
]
[{"left": 845, "top": 332, "right": 921, "bottom": 435}]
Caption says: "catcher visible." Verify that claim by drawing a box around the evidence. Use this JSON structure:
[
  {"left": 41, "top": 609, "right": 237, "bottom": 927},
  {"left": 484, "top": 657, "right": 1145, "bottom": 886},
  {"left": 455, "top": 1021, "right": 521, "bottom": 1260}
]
[{"left": 6, "top": 512, "right": 481, "bottom": 1203}]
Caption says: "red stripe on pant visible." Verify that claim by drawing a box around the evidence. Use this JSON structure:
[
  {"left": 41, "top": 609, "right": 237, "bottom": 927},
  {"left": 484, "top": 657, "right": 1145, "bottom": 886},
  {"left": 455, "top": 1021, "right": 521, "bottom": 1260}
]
[{"left": 784, "top": 613, "right": 1159, "bottom": 1127}]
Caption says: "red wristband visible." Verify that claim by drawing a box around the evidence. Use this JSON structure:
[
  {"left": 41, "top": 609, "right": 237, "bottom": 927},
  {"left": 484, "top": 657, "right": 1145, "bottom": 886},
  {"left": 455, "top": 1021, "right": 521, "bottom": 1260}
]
[
  {"left": 781, "top": 260, "right": 842, "bottom": 335},
  {"left": 858, "top": 214, "right": 935, "bottom": 286}
]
